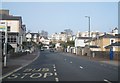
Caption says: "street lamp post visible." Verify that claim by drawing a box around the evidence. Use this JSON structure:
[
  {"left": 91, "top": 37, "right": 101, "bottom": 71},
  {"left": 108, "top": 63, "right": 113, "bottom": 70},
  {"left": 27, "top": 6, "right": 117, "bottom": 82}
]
[
  {"left": 85, "top": 16, "right": 91, "bottom": 57},
  {"left": 85, "top": 16, "right": 91, "bottom": 38},
  {"left": 3, "top": 21, "right": 7, "bottom": 67}
]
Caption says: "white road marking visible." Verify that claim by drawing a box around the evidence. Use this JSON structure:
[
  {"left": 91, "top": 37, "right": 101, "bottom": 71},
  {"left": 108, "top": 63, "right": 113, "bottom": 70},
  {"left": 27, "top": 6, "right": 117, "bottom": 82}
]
[
  {"left": 1, "top": 52, "right": 40, "bottom": 80},
  {"left": 55, "top": 77, "right": 59, "bottom": 82},
  {"left": 54, "top": 69, "right": 56, "bottom": 71},
  {"left": 70, "top": 61, "right": 72, "bottom": 63},
  {"left": 104, "top": 79, "right": 112, "bottom": 83},
  {"left": 80, "top": 66, "right": 83, "bottom": 69},
  {"left": 54, "top": 72, "right": 57, "bottom": 76}
]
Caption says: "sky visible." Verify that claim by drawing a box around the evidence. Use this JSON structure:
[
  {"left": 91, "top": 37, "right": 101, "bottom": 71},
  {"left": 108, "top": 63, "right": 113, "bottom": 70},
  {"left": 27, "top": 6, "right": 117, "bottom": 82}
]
[{"left": 1, "top": 2, "right": 118, "bottom": 35}]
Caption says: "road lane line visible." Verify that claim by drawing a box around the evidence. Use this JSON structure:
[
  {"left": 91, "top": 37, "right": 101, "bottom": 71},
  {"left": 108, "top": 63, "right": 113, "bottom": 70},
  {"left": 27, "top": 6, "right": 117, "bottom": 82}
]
[
  {"left": 55, "top": 77, "right": 59, "bottom": 82},
  {"left": 53, "top": 66, "right": 56, "bottom": 69},
  {"left": 54, "top": 69, "right": 56, "bottom": 71},
  {"left": 80, "top": 66, "right": 83, "bottom": 69},
  {"left": 54, "top": 72, "right": 57, "bottom": 76},
  {"left": 104, "top": 79, "right": 112, "bottom": 83},
  {"left": 70, "top": 61, "right": 72, "bottom": 63}
]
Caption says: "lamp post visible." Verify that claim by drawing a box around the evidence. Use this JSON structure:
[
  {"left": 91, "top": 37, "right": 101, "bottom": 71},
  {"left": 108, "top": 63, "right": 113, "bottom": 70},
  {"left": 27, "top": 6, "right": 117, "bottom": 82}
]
[
  {"left": 85, "top": 16, "right": 91, "bottom": 47},
  {"left": 85, "top": 16, "right": 91, "bottom": 57},
  {"left": 85, "top": 16, "right": 91, "bottom": 38}
]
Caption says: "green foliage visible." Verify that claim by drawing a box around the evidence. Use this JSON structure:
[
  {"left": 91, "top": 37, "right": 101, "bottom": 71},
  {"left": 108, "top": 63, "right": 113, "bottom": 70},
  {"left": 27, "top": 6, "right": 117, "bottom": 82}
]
[
  {"left": 60, "top": 41, "right": 74, "bottom": 49},
  {"left": 66, "top": 41, "right": 74, "bottom": 47}
]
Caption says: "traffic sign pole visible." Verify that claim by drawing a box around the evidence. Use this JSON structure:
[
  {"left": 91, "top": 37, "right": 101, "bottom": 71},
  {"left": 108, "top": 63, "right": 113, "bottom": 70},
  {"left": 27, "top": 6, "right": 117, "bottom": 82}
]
[{"left": 0, "top": 21, "right": 8, "bottom": 67}]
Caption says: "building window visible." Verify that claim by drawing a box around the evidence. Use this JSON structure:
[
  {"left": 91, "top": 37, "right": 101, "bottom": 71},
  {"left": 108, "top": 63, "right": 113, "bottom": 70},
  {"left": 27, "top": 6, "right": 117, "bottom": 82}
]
[
  {"left": 8, "top": 36, "right": 17, "bottom": 43},
  {"left": 7, "top": 26, "right": 11, "bottom": 31}
]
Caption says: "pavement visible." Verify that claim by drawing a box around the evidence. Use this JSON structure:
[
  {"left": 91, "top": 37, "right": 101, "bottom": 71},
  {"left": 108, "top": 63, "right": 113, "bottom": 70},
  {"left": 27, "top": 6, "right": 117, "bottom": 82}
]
[
  {"left": 0, "top": 49, "right": 40, "bottom": 80},
  {"left": 62, "top": 52, "right": 119, "bottom": 66}
]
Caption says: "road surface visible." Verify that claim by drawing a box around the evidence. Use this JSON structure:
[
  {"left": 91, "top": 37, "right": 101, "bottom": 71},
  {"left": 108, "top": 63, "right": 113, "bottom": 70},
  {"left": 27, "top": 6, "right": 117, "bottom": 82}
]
[{"left": 2, "top": 50, "right": 118, "bottom": 83}]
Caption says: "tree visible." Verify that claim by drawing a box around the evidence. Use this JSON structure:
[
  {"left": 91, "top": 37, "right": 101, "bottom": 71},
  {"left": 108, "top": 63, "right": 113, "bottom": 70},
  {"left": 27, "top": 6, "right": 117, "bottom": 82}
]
[{"left": 66, "top": 41, "right": 74, "bottom": 47}]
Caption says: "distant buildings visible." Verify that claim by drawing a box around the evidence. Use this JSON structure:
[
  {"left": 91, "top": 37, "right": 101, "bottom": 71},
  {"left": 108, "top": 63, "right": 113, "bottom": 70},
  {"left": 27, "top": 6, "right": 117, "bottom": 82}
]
[
  {"left": 26, "top": 32, "right": 50, "bottom": 49},
  {"left": 50, "top": 32, "right": 67, "bottom": 43},
  {"left": 0, "top": 9, "right": 26, "bottom": 52}
]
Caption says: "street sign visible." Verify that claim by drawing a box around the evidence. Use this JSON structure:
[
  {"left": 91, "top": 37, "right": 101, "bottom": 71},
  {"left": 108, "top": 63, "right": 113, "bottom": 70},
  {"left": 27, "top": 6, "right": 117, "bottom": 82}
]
[{"left": 0, "top": 22, "right": 6, "bottom": 31}]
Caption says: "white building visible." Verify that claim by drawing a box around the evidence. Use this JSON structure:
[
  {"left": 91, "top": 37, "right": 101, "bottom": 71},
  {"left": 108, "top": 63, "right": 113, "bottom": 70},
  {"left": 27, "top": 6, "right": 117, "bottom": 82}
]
[
  {"left": 0, "top": 10, "right": 26, "bottom": 52},
  {"left": 39, "top": 36, "right": 50, "bottom": 45},
  {"left": 75, "top": 37, "right": 91, "bottom": 47},
  {"left": 26, "top": 32, "right": 39, "bottom": 44},
  {"left": 51, "top": 32, "right": 67, "bottom": 43}
]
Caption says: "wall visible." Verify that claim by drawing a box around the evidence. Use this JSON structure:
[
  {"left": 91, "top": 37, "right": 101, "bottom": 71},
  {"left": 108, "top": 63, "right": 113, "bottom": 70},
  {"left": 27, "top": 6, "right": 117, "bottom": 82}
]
[
  {"left": 75, "top": 39, "right": 85, "bottom": 47},
  {"left": 7, "top": 20, "right": 20, "bottom": 32},
  {"left": 91, "top": 51, "right": 120, "bottom": 60}
]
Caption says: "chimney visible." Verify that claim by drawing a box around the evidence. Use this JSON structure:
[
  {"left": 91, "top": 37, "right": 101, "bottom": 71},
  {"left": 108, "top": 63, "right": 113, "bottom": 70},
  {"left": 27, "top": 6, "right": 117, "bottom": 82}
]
[{"left": 0, "top": 9, "right": 9, "bottom": 15}]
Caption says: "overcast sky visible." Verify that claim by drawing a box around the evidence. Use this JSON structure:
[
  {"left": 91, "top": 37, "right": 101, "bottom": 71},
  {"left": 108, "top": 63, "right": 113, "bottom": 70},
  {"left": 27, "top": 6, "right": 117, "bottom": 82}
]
[{"left": 2, "top": 2, "right": 118, "bottom": 35}]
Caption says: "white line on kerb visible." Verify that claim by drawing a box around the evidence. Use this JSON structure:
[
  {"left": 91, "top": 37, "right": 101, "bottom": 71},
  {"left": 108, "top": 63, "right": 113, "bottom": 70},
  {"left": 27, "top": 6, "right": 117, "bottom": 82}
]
[
  {"left": 104, "top": 79, "right": 112, "bottom": 83},
  {"left": 55, "top": 78, "right": 59, "bottom": 82},
  {"left": 80, "top": 66, "right": 83, "bottom": 69}
]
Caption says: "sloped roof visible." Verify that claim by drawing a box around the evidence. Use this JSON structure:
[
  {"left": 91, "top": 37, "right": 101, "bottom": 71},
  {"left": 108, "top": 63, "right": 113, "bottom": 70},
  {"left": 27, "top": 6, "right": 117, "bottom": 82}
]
[
  {"left": 76, "top": 37, "right": 92, "bottom": 39},
  {"left": 89, "top": 45, "right": 100, "bottom": 48},
  {"left": 0, "top": 14, "right": 22, "bottom": 21},
  {"left": 99, "top": 34, "right": 116, "bottom": 38}
]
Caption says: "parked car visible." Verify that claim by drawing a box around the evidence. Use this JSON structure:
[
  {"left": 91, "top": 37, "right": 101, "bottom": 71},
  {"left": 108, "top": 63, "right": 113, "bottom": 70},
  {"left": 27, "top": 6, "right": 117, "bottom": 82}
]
[
  {"left": 25, "top": 49, "right": 31, "bottom": 53},
  {"left": 50, "top": 48, "right": 54, "bottom": 52},
  {"left": 40, "top": 48, "right": 44, "bottom": 51}
]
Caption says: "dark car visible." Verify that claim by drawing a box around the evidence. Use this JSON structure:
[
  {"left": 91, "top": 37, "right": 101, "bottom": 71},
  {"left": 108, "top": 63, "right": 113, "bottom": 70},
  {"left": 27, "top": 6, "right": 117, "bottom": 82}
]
[{"left": 50, "top": 48, "right": 54, "bottom": 52}]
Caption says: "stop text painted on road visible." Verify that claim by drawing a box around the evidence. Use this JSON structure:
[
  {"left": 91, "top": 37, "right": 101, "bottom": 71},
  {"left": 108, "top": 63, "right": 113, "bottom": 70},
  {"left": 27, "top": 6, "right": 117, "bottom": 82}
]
[{"left": 7, "top": 68, "right": 53, "bottom": 79}]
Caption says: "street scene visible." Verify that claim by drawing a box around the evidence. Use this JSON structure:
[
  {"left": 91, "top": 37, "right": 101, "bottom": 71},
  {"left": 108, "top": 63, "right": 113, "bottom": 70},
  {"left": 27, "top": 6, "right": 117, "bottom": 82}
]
[{"left": 0, "top": 1, "right": 120, "bottom": 83}]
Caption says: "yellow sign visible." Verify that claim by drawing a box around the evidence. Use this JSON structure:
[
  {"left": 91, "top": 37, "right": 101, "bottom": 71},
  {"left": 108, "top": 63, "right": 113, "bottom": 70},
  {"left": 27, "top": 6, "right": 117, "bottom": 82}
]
[{"left": 0, "top": 26, "right": 5, "bottom": 29}]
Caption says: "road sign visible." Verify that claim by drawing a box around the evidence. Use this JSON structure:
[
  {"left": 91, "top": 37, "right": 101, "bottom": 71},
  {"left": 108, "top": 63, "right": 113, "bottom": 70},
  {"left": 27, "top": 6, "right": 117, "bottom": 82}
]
[{"left": 0, "top": 22, "right": 6, "bottom": 31}]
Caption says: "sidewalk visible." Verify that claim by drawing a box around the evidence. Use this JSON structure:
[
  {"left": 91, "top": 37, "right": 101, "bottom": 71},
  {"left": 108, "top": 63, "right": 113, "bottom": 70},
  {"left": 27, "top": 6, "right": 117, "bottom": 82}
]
[
  {"left": 1, "top": 50, "right": 40, "bottom": 78},
  {"left": 63, "top": 52, "right": 119, "bottom": 66}
]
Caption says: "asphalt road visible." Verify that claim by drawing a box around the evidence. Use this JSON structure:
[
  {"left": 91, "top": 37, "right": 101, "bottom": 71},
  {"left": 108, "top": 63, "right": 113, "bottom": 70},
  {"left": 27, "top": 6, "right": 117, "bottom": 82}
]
[{"left": 2, "top": 50, "right": 118, "bottom": 83}]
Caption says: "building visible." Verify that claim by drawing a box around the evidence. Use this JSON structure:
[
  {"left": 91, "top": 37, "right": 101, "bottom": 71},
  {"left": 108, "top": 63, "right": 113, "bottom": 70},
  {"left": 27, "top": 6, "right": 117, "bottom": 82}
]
[
  {"left": 26, "top": 32, "right": 39, "bottom": 44},
  {"left": 76, "top": 31, "right": 103, "bottom": 38},
  {"left": 51, "top": 32, "right": 67, "bottom": 43},
  {"left": 39, "top": 37, "right": 50, "bottom": 45},
  {"left": 0, "top": 9, "right": 26, "bottom": 52},
  {"left": 75, "top": 37, "right": 91, "bottom": 47}
]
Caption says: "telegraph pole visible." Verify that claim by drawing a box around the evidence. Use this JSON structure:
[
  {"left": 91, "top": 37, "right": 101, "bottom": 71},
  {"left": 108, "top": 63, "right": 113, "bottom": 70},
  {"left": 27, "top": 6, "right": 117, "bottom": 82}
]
[
  {"left": 3, "top": 21, "right": 7, "bottom": 67},
  {"left": 85, "top": 16, "right": 91, "bottom": 39},
  {"left": 85, "top": 16, "right": 91, "bottom": 57}
]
